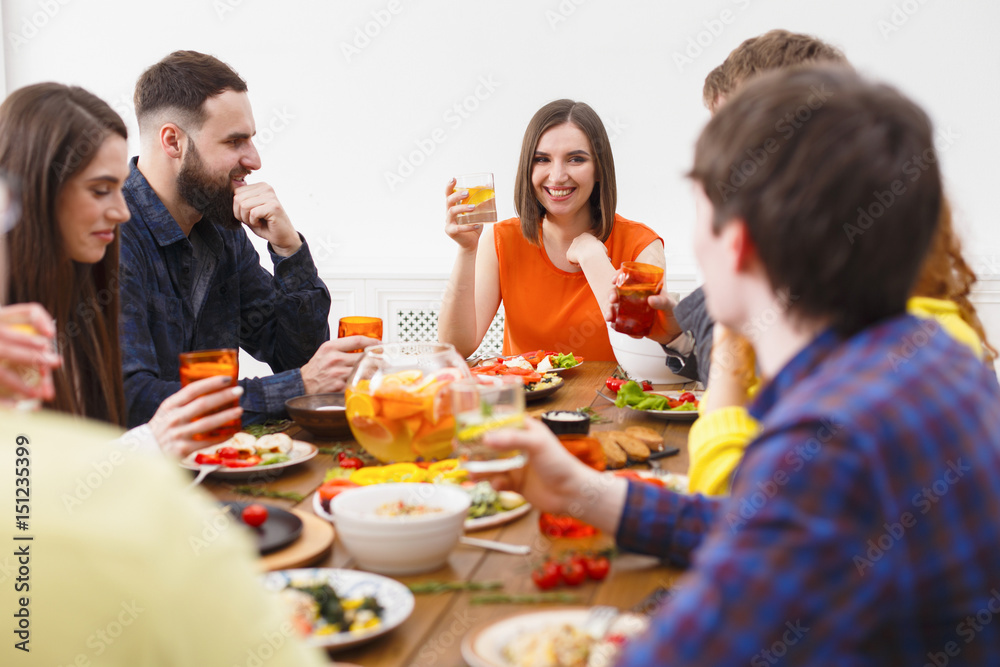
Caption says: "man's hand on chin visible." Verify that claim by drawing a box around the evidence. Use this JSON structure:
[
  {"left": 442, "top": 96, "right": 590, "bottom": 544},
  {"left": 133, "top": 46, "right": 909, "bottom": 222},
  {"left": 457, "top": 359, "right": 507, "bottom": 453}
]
[{"left": 233, "top": 182, "right": 302, "bottom": 256}]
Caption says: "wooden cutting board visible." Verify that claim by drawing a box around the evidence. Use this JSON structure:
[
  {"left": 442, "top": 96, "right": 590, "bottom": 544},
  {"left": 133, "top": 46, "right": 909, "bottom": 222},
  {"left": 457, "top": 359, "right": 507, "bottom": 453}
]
[{"left": 259, "top": 509, "right": 334, "bottom": 571}]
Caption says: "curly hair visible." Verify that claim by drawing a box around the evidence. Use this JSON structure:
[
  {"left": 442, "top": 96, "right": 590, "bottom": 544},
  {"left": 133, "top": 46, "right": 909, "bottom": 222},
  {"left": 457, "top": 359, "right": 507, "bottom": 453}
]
[{"left": 911, "top": 200, "right": 997, "bottom": 361}]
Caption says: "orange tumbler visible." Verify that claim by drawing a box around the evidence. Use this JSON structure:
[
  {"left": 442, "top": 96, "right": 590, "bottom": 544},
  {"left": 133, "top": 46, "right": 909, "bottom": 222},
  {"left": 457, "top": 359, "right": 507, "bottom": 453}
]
[
  {"left": 337, "top": 317, "right": 383, "bottom": 353},
  {"left": 178, "top": 348, "right": 240, "bottom": 441}
]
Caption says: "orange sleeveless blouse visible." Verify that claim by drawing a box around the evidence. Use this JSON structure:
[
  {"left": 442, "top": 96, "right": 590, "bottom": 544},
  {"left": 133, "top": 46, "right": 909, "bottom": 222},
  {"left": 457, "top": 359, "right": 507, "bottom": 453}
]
[{"left": 494, "top": 214, "right": 662, "bottom": 361}]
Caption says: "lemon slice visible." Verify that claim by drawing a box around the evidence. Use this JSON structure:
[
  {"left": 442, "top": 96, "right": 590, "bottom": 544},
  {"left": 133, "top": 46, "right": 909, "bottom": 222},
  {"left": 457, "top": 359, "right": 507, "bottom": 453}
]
[{"left": 456, "top": 414, "right": 524, "bottom": 442}]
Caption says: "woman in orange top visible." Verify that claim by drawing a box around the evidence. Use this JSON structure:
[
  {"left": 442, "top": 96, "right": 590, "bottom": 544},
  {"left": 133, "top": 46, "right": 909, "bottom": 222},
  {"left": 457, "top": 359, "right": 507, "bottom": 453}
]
[{"left": 438, "top": 99, "right": 664, "bottom": 361}]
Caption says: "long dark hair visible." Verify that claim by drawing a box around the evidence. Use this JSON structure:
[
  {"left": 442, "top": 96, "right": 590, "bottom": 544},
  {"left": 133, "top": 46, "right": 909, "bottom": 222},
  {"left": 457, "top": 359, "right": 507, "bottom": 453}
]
[
  {"left": 513, "top": 99, "right": 617, "bottom": 245},
  {"left": 0, "top": 83, "right": 127, "bottom": 425}
]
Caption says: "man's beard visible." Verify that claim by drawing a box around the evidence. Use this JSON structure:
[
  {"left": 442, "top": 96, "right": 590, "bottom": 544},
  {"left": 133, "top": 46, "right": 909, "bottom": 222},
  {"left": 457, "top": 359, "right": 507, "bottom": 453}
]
[{"left": 176, "top": 141, "right": 245, "bottom": 231}]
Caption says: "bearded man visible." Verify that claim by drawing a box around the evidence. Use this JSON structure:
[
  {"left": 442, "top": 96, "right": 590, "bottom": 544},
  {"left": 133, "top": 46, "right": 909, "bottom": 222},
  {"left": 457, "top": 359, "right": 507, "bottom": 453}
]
[{"left": 120, "top": 51, "right": 371, "bottom": 426}]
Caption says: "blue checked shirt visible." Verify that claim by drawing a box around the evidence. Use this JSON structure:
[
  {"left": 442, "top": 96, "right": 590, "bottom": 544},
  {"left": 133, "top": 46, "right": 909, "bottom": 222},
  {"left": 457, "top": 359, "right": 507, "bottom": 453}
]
[
  {"left": 616, "top": 314, "right": 1000, "bottom": 665},
  {"left": 119, "top": 159, "right": 331, "bottom": 427}
]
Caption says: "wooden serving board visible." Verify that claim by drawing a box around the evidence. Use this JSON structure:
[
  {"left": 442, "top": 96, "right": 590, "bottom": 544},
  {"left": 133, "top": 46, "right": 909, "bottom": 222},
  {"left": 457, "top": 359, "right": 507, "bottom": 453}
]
[{"left": 259, "top": 509, "right": 335, "bottom": 571}]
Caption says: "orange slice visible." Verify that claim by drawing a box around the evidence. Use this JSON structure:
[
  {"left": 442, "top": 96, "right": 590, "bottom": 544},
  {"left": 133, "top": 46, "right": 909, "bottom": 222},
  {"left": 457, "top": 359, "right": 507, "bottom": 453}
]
[
  {"left": 345, "top": 393, "right": 378, "bottom": 419},
  {"left": 348, "top": 415, "right": 394, "bottom": 445}
]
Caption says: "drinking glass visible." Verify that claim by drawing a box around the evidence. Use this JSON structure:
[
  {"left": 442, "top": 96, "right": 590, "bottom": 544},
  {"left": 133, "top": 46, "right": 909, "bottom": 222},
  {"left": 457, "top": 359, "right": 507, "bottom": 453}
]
[
  {"left": 611, "top": 261, "right": 665, "bottom": 337},
  {"left": 0, "top": 314, "right": 55, "bottom": 411},
  {"left": 454, "top": 173, "right": 497, "bottom": 225},
  {"left": 338, "top": 316, "right": 383, "bottom": 352},
  {"left": 178, "top": 348, "right": 240, "bottom": 440},
  {"left": 450, "top": 376, "right": 525, "bottom": 472}
]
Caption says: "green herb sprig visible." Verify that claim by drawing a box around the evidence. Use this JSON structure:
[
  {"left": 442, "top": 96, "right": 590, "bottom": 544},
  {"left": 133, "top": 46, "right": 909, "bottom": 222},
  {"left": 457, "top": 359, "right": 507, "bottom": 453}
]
[
  {"left": 408, "top": 581, "right": 504, "bottom": 595},
  {"left": 471, "top": 592, "right": 581, "bottom": 605},
  {"left": 232, "top": 486, "right": 304, "bottom": 502}
]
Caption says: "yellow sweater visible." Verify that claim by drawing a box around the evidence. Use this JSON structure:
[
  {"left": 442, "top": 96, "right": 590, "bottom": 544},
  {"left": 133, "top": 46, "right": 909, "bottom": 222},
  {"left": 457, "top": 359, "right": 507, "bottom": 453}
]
[{"left": 687, "top": 297, "right": 984, "bottom": 496}]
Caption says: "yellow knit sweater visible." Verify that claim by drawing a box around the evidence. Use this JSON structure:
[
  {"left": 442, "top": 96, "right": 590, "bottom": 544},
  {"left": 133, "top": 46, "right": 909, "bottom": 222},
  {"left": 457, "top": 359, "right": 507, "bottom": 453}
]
[{"left": 687, "top": 297, "right": 984, "bottom": 496}]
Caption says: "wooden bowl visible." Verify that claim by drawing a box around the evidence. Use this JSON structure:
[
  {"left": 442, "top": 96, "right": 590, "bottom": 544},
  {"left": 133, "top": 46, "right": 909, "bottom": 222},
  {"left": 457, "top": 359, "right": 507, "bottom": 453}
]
[{"left": 284, "top": 393, "right": 352, "bottom": 439}]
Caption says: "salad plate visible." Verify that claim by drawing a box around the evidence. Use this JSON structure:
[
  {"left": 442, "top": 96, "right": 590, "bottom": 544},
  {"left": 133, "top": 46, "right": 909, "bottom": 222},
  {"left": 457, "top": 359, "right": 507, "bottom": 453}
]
[
  {"left": 181, "top": 440, "right": 318, "bottom": 480},
  {"left": 524, "top": 374, "right": 564, "bottom": 402},
  {"left": 261, "top": 568, "right": 414, "bottom": 651},
  {"left": 462, "top": 608, "right": 649, "bottom": 667},
  {"left": 595, "top": 389, "right": 702, "bottom": 421}
]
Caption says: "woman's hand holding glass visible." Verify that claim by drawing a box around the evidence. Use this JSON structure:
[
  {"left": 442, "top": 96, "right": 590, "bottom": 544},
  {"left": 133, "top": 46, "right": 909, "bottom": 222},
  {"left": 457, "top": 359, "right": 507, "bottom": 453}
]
[
  {"left": 444, "top": 178, "right": 485, "bottom": 251},
  {"left": 0, "top": 303, "right": 61, "bottom": 407},
  {"left": 148, "top": 376, "right": 245, "bottom": 458}
]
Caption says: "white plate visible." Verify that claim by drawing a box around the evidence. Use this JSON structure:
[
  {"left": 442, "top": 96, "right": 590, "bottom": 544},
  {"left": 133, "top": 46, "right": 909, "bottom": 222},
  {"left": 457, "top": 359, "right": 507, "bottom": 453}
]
[
  {"left": 261, "top": 568, "right": 414, "bottom": 651},
  {"left": 462, "top": 608, "right": 649, "bottom": 667},
  {"left": 479, "top": 356, "right": 583, "bottom": 374},
  {"left": 597, "top": 388, "right": 702, "bottom": 421},
  {"left": 464, "top": 501, "right": 532, "bottom": 531},
  {"left": 313, "top": 487, "right": 531, "bottom": 532},
  {"left": 607, "top": 469, "right": 689, "bottom": 493},
  {"left": 180, "top": 441, "right": 318, "bottom": 480}
]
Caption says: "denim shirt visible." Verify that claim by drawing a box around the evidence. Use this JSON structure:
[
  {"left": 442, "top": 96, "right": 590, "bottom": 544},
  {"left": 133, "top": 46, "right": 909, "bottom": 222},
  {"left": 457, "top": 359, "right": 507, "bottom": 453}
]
[{"left": 119, "top": 158, "right": 331, "bottom": 427}]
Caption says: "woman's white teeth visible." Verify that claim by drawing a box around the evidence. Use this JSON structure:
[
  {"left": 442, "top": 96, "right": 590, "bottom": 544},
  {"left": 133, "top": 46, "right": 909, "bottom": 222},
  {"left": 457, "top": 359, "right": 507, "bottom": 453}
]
[{"left": 548, "top": 187, "right": 573, "bottom": 197}]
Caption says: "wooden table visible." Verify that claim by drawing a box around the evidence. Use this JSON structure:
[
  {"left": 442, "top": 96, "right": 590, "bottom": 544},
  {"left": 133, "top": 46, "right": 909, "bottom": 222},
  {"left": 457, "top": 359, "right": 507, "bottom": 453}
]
[{"left": 204, "top": 361, "right": 694, "bottom": 666}]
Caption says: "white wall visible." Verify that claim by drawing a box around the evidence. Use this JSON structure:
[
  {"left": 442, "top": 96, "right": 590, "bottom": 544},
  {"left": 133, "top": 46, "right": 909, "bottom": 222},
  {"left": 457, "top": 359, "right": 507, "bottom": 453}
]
[{"left": 4, "top": 0, "right": 999, "bottom": 364}]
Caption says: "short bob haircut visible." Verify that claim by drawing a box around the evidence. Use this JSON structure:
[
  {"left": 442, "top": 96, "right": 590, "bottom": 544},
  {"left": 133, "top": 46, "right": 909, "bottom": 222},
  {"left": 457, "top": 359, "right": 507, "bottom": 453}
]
[
  {"left": 134, "top": 50, "right": 247, "bottom": 130},
  {"left": 513, "top": 99, "right": 616, "bottom": 245},
  {"left": 690, "top": 66, "right": 942, "bottom": 337}
]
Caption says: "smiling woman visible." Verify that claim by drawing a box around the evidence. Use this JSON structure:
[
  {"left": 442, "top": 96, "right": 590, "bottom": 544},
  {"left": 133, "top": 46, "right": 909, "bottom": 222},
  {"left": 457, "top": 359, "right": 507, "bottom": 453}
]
[
  {"left": 0, "top": 82, "right": 246, "bottom": 457},
  {"left": 439, "top": 99, "right": 666, "bottom": 362}
]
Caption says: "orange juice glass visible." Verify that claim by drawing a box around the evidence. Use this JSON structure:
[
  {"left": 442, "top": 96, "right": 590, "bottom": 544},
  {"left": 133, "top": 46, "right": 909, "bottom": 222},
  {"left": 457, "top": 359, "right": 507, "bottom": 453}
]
[
  {"left": 344, "top": 343, "right": 472, "bottom": 462},
  {"left": 0, "top": 319, "right": 53, "bottom": 410},
  {"left": 612, "top": 261, "right": 665, "bottom": 337},
  {"left": 338, "top": 317, "right": 383, "bottom": 353},
  {"left": 454, "top": 173, "right": 497, "bottom": 225},
  {"left": 178, "top": 348, "right": 240, "bottom": 441}
]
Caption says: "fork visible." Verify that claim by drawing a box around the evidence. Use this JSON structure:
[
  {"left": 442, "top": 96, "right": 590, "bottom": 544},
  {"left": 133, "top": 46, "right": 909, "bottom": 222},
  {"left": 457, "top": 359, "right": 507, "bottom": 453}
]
[
  {"left": 186, "top": 464, "right": 221, "bottom": 489},
  {"left": 584, "top": 605, "right": 619, "bottom": 639}
]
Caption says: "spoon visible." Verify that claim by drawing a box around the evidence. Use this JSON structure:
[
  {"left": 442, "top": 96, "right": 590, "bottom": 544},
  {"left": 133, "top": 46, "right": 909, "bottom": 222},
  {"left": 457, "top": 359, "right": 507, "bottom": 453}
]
[
  {"left": 459, "top": 536, "right": 531, "bottom": 556},
  {"left": 186, "top": 464, "right": 221, "bottom": 489}
]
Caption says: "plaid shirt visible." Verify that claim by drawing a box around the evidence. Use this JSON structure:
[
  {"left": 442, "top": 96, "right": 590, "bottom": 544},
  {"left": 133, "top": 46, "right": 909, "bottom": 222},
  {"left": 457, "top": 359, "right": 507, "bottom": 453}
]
[
  {"left": 617, "top": 315, "right": 1000, "bottom": 665},
  {"left": 119, "top": 159, "right": 331, "bottom": 426}
]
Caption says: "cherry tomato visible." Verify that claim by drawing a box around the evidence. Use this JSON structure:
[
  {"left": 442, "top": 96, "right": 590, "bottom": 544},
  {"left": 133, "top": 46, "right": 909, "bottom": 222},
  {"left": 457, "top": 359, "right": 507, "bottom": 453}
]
[
  {"left": 194, "top": 453, "right": 221, "bottom": 465},
  {"left": 560, "top": 560, "right": 587, "bottom": 586},
  {"left": 223, "top": 455, "right": 261, "bottom": 468},
  {"left": 241, "top": 504, "right": 268, "bottom": 527},
  {"left": 665, "top": 397, "right": 681, "bottom": 409},
  {"left": 340, "top": 457, "right": 364, "bottom": 470},
  {"left": 531, "top": 561, "right": 561, "bottom": 590},
  {"left": 640, "top": 381, "right": 654, "bottom": 391},
  {"left": 217, "top": 446, "right": 239, "bottom": 460},
  {"left": 677, "top": 392, "right": 698, "bottom": 404},
  {"left": 606, "top": 377, "right": 625, "bottom": 393},
  {"left": 584, "top": 555, "right": 610, "bottom": 580}
]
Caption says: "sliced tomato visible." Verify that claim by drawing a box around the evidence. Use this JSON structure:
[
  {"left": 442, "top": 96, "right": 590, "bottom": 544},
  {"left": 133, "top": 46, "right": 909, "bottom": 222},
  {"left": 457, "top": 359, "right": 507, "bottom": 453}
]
[
  {"left": 520, "top": 350, "right": 547, "bottom": 367},
  {"left": 194, "top": 453, "right": 221, "bottom": 465},
  {"left": 677, "top": 392, "right": 698, "bottom": 404},
  {"left": 222, "top": 455, "right": 262, "bottom": 468},
  {"left": 217, "top": 446, "right": 239, "bottom": 460},
  {"left": 318, "top": 478, "right": 360, "bottom": 502}
]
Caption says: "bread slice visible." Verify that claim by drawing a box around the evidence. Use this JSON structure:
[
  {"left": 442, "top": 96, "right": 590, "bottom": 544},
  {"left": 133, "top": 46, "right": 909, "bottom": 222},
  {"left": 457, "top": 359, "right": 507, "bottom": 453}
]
[
  {"left": 594, "top": 431, "right": 628, "bottom": 469},
  {"left": 624, "top": 426, "right": 663, "bottom": 450},
  {"left": 610, "top": 432, "right": 651, "bottom": 462}
]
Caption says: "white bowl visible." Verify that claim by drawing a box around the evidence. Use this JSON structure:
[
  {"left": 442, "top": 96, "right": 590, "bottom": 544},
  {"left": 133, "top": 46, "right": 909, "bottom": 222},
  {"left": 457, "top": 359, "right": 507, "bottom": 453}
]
[
  {"left": 331, "top": 483, "right": 470, "bottom": 575},
  {"left": 607, "top": 325, "right": 692, "bottom": 384}
]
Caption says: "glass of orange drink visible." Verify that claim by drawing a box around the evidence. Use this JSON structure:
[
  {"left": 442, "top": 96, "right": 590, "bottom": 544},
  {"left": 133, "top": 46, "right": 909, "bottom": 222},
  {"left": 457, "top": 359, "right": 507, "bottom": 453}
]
[
  {"left": 344, "top": 343, "right": 472, "bottom": 463},
  {"left": 454, "top": 173, "right": 497, "bottom": 225},
  {"left": 178, "top": 348, "right": 240, "bottom": 440},
  {"left": 337, "top": 316, "right": 383, "bottom": 353},
  {"left": 0, "top": 316, "right": 55, "bottom": 410}
]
